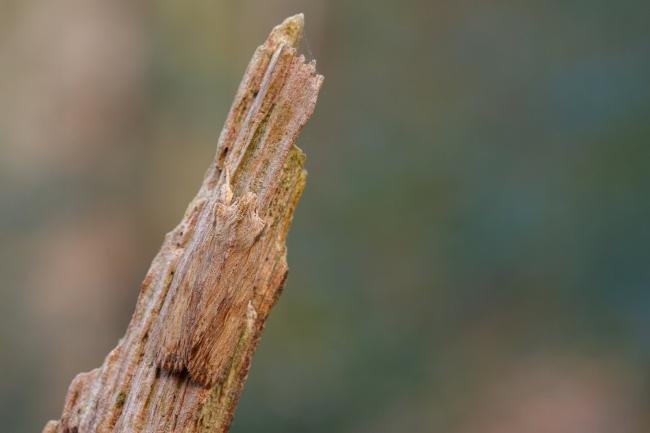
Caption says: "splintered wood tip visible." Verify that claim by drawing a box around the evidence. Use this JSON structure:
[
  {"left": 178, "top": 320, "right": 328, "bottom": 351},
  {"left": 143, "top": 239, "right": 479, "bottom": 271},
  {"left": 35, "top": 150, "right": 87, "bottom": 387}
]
[{"left": 268, "top": 13, "right": 305, "bottom": 48}]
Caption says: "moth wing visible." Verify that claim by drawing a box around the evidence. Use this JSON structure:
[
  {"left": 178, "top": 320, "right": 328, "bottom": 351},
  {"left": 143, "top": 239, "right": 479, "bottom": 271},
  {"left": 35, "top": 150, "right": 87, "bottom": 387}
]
[{"left": 154, "top": 276, "right": 193, "bottom": 373}]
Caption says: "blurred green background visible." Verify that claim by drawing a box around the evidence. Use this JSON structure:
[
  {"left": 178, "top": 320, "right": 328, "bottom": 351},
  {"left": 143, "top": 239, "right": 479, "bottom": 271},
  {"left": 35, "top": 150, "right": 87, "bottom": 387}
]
[{"left": 1, "top": 1, "right": 649, "bottom": 432}]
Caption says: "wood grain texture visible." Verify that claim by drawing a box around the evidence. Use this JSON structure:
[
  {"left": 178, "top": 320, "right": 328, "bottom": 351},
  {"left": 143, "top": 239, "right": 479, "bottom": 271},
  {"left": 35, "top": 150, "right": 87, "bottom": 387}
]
[{"left": 43, "top": 14, "right": 322, "bottom": 433}]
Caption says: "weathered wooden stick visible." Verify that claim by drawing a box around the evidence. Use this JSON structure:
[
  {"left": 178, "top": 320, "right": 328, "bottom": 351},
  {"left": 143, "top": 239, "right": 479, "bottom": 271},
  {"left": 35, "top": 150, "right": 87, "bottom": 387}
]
[{"left": 43, "top": 14, "right": 322, "bottom": 433}]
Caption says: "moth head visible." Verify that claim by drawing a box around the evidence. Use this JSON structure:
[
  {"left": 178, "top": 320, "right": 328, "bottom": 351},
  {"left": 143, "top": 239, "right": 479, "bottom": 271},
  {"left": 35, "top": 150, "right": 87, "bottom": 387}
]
[{"left": 212, "top": 190, "right": 266, "bottom": 248}]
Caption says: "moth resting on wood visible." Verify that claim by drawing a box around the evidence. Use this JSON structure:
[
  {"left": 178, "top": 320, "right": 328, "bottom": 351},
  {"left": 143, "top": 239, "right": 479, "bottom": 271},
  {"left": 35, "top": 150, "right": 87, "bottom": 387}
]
[
  {"left": 154, "top": 174, "right": 267, "bottom": 387},
  {"left": 148, "top": 14, "right": 323, "bottom": 388}
]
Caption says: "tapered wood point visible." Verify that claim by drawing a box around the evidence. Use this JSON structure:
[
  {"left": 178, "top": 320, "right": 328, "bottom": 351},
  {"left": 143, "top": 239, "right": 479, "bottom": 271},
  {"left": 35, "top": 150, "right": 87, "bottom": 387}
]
[{"left": 268, "top": 13, "right": 305, "bottom": 48}]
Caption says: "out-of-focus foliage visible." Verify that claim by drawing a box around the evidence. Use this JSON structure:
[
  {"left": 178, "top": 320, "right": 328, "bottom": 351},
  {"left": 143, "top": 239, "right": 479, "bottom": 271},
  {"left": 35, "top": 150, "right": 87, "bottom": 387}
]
[{"left": 1, "top": 1, "right": 649, "bottom": 432}]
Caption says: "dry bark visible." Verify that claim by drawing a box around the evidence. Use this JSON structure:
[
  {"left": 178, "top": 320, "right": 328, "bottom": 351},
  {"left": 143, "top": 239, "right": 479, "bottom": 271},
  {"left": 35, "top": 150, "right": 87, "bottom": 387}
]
[{"left": 43, "top": 14, "right": 322, "bottom": 433}]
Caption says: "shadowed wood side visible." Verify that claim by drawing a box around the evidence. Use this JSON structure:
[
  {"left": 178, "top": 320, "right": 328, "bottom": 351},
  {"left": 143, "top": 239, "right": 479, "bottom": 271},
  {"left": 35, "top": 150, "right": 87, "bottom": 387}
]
[{"left": 43, "top": 13, "right": 322, "bottom": 433}]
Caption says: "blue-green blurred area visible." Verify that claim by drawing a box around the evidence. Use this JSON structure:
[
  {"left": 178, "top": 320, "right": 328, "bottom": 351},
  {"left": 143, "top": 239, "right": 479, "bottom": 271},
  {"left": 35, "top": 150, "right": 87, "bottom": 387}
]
[{"left": 1, "top": 0, "right": 649, "bottom": 432}]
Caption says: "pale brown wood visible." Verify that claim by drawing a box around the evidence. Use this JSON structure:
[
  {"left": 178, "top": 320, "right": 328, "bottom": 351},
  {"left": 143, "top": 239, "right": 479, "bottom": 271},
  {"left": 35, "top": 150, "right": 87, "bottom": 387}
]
[{"left": 43, "top": 14, "right": 322, "bottom": 433}]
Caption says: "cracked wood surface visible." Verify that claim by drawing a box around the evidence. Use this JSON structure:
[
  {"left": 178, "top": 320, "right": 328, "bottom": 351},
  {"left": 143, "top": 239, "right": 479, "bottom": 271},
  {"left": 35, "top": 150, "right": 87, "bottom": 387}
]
[{"left": 42, "top": 14, "right": 323, "bottom": 433}]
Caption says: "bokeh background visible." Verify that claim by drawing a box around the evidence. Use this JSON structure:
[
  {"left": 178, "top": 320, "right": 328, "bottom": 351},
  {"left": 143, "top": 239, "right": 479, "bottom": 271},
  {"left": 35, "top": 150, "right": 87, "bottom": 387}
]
[{"left": 2, "top": 1, "right": 649, "bottom": 432}]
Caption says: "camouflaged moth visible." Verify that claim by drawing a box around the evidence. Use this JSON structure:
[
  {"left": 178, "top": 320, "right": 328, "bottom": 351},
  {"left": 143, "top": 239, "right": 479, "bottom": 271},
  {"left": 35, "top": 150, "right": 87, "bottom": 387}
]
[{"left": 148, "top": 13, "right": 321, "bottom": 388}]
